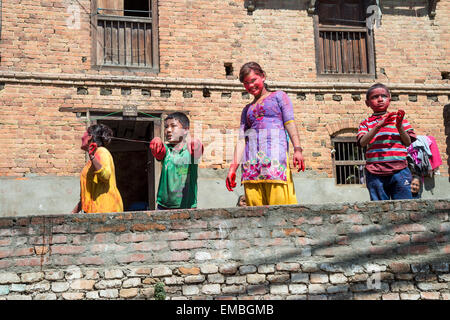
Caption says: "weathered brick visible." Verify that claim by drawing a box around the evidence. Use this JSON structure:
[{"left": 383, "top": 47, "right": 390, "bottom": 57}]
[
  {"left": 270, "top": 285, "right": 288, "bottom": 295},
  {"left": 276, "top": 262, "right": 300, "bottom": 272},
  {"left": 417, "top": 282, "right": 447, "bottom": 291},
  {"left": 201, "top": 284, "right": 221, "bottom": 295},
  {"left": 0, "top": 273, "right": 20, "bottom": 284},
  {"left": 51, "top": 282, "right": 70, "bottom": 293},
  {"left": 179, "top": 267, "right": 200, "bottom": 275},
  {"left": 10, "top": 284, "right": 26, "bottom": 292},
  {"left": 247, "top": 274, "right": 266, "bottom": 284},
  {"left": 225, "top": 276, "right": 246, "bottom": 285},
  {"left": 207, "top": 274, "right": 225, "bottom": 284},
  {"left": 382, "top": 293, "right": 400, "bottom": 300},
  {"left": 389, "top": 262, "right": 411, "bottom": 273},
  {"left": 239, "top": 265, "right": 257, "bottom": 275},
  {"left": 86, "top": 291, "right": 100, "bottom": 300},
  {"left": 200, "top": 264, "right": 219, "bottom": 274},
  {"left": 267, "top": 274, "right": 290, "bottom": 283},
  {"left": 185, "top": 275, "right": 205, "bottom": 284},
  {"left": 291, "top": 273, "right": 309, "bottom": 284},
  {"left": 152, "top": 266, "right": 172, "bottom": 277},
  {"left": 354, "top": 293, "right": 381, "bottom": 300},
  {"left": 308, "top": 284, "right": 327, "bottom": 294},
  {"left": 34, "top": 293, "right": 57, "bottom": 300},
  {"left": 21, "top": 272, "right": 44, "bottom": 283},
  {"left": 0, "top": 286, "right": 10, "bottom": 296},
  {"left": 289, "top": 284, "right": 307, "bottom": 294},
  {"left": 182, "top": 285, "right": 199, "bottom": 296},
  {"left": 99, "top": 289, "right": 119, "bottom": 299},
  {"left": 222, "top": 285, "right": 246, "bottom": 294},
  {"left": 26, "top": 281, "right": 50, "bottom": 292},
  {"left": 70, "top": 280, "right": 96, "bottom": 290},
  {"left": 94, "top": 280, "right": 122, "bottom": 290},
  {"left": 62, "top": 292, "right": 85, "bottom": 300},
  {"left": 123, "top": 278, "right": 142, "bottom": 288},
  {"left": 120, "top": 288, "right": 139, "bottom": 299},
  {"left": 420, "top": 292, "right": 440, "bottom": 300},
  {"left": 104, "top": 269, "right": 124, "bottom": 279},
  {"left": 310, "top": 273, "right": 329, "bottom": 284},
  {"left": 65, "top": 267, "right": 83, "bottom": 280},
  {"left": 170, "top": 240, "right": 205, "bottom": 250},
  {"left": 400, "top": 293, "right": 421, "bottom": 300},
  {"left": 258, "top": 264, "right": 275, "bottom": 274},
  {"left": 329, "top": 273, "right": 347, "bottom": 284}
]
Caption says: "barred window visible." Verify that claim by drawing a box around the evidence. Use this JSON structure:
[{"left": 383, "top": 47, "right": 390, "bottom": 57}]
[
  {"left": 92, "top": 0, "right": 159, "bottom": 71},
  {"left": 332, "top": 136, "right": 366, "bottom": 185},
  {"left": 314, "top": 0, "right": 375, "bottom": 76}
]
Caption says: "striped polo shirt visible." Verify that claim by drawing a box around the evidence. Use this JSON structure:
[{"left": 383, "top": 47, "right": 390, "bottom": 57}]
[{"left": 357, "top": 114, "right": 416, "bottom": 175}]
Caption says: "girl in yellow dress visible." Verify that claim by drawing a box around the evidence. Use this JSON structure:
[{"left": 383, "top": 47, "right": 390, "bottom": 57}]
[{"left": 72, "top": 124, "right": 123, "bottom": 213}]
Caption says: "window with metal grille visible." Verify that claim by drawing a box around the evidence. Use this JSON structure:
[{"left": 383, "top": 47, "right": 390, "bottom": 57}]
[
  {"left": 313, "top": 0, "right": 375, "bottom": 76},
  {"left": 332, "top": 136, "right": 366, "bottom": 185},
  {"left": 93, "top": 0, "right": 159, "bottom": 71}
]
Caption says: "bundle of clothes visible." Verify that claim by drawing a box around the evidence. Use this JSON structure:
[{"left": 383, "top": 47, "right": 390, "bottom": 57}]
[{"left": 406, "top": 135, "right": 442, "bottom": 178}]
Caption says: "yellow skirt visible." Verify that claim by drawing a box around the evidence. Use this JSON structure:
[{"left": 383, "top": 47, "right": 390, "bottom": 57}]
[{"left": 244, "top": 165, "right": 297, "bottom": 206}]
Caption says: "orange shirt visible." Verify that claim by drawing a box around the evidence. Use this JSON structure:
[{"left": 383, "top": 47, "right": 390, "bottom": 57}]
[{"left": 80, "top": 147, "right": 123, "bottom": 213}]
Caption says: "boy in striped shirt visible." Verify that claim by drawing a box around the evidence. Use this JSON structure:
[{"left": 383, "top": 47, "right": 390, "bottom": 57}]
[{"left": 357, "top": 83, "right": 416, "bottom": 201}]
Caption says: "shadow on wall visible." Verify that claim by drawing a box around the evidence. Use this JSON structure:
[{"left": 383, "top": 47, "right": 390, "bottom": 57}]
[
  {"left": 245, "top": 0, "right": 431, "bottom": 17},
  {"left": 244, "top": 0, "right": 309, "bottom": 11},
  {"left": 444, "top": 104, "right": 450, "bottom": 182}
]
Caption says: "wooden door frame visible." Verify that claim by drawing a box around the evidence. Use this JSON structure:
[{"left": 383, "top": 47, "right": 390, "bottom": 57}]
[{"left": 89, "top": 112, "right": 161, "bottom": 210}]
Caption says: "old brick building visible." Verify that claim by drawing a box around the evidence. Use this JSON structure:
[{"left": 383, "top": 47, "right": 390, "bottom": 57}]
[{"left": 0, "top": 0, "right": 449, "bottom": 215}]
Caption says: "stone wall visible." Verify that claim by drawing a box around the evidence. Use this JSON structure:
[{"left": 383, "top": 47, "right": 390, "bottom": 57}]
[{"left": 0, "top": 200, "right": 449, "bottom": 300}]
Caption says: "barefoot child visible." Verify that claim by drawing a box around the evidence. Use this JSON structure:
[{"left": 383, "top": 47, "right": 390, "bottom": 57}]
[
  {"left": 149, "top": 112, "right": 203, "bottom": 209},
  {"left": 357, "top": 83, "right": 417, "bottom": 200}
]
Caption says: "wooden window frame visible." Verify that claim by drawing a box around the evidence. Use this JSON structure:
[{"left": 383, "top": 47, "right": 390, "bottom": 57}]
[
  {"left": 90, "top": 0, "right": 159, "bottom": 73},
  {"left": 331, "top": 136, "right": 367, "bottom": 185},
  {"left": 313, "top": 1, "right": 376, "bottom": 79}
]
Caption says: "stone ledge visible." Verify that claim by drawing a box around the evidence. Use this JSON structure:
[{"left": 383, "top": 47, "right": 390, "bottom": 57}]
[{"left": 0, "top": 71, "right": 449, "bottom": 94}]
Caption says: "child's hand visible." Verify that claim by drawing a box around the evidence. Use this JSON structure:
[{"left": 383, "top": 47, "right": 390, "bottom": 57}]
[
  {"left": 293, "top": 150, "right": 305, "bottom": 172},
  {"left": 88, "top": 143, "right": 97, "bottom": 158},
  {"left": 150, "top": 137, "right": 166, "bottom": 161},
  {"left": 226, "top": 169, "right": 237, "bottom": 192},
  {"left": 377, "top": 112, "right": 396, "bottom": 128},
  {"left": 396, "top": 109, "right": 405, "bottom": 130},
  {"left": 188, "top": 138, "right": 204, "bottom": 157}
]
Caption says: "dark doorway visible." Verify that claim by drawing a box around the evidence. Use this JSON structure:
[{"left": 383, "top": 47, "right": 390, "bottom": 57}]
[
  {"left": 124, "top": 0, "right": 150, "bottom": 17},
  {"left": 98, "top": 119, "right": 155, "bottom": 211}
]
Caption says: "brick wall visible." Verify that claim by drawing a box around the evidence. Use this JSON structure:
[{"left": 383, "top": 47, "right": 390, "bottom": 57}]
[
  {"left": 0, "top": 1, "right": 449, "bottom": 178},
  {"left": 0, "top": 200, "right": 448, "bottom": 300}
]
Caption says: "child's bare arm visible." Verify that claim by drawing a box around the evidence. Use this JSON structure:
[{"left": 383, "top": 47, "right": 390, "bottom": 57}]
[
  {"left": 284, "top": 121, "right": 305, "bottom": 171},
  {"left": 71, "top": 201, "right": 81, "bottom": 214},
  {"left": 186, "top": 135, "right": 204, "bottom": 159},
  {"left": 396, "top": 110, "right": 412, "bottom": 147},
  {"left": 359, "top": 112, "right": 396, "bottom": 147},
  {"left": 226, "top": 139, "right": 245, "bottom": 191}
]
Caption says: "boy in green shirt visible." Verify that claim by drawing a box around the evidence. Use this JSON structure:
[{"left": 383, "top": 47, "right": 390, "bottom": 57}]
[{"left": 149, "top": 112, "right": 203, "bottom": 209}]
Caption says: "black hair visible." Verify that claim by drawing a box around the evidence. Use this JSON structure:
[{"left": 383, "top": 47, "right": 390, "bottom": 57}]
[
  {"left": 87, "top": 123, "right": 113, "bottom": 147},
  {"left": 236, "top": 195, "right": 246, "bottom": 207},
  {"left": 166, "top": 112, "right": 190, "bottom": 129},
  {"left": 411, "top": 175, "right": 421, "bottom": 184},
  {"left": 239, "top": 62, "right": 270, "bottom": 91},
  {"left": 366, "top": 83, "right": 391, "bottom": 100}
]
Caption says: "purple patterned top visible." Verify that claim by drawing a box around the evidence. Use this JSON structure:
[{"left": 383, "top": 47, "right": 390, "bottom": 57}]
[{"left": 239, "top": 91, "right": 295, "bottom": 184}]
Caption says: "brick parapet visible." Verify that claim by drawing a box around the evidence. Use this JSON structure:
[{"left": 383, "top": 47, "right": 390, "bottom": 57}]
[{"left": 0, "top": 200, "right": 448, "bottom": 299}]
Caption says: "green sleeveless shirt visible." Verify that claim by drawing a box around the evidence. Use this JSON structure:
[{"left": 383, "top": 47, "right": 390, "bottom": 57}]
[{"left": 156, "top": 143, "right": 198, "bottom": 209}]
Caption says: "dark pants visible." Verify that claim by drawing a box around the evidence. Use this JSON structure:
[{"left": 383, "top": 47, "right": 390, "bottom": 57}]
[{"left": 365, "top": 167, "right": 413, "bottom": 201}]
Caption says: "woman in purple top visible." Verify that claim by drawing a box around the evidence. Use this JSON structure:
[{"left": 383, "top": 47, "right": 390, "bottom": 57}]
[{"left": 226, "top": 62, "right": 305, "bottom": 206}]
